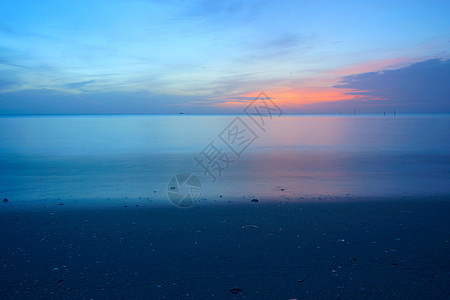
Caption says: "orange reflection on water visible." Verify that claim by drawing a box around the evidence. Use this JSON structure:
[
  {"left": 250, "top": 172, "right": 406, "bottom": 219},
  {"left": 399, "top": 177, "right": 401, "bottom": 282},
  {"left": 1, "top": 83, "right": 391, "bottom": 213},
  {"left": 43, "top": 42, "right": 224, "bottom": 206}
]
[
  {"left": 260, "top": 116, "right": 348, "bottom": 148},
  {"left": 228, "top": 116, "right": 354, "bottom": 197}
]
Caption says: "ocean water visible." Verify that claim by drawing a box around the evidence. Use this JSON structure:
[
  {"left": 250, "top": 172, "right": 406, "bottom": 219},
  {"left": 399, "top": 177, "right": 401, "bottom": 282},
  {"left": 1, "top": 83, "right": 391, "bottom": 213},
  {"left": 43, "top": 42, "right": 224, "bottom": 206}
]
[{"left": 0, "top": 114, "right": 449, "bottom": 207}]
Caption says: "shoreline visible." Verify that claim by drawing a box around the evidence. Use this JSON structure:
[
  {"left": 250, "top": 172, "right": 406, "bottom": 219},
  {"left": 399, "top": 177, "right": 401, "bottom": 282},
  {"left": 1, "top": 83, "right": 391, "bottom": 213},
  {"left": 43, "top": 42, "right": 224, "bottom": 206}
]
[{"left": 1, "top": 194, "right": 450, "bottom": 211}]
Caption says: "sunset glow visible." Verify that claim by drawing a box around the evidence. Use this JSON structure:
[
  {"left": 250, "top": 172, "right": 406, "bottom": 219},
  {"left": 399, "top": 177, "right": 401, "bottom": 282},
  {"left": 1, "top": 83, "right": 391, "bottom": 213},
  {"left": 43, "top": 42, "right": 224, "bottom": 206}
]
[
  {"left": 223, "top": 87, "right": 365, "bottom": 109},
  {"left": 0, "top": 0, "right": 449, "bottom": 113}
]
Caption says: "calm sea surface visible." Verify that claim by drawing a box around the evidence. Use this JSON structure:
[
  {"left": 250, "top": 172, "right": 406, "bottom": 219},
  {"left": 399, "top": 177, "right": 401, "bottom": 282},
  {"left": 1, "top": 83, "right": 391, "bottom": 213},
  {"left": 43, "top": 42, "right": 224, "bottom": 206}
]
[{"left": 1, "top": 114, "right": 449, "bottom": 207}]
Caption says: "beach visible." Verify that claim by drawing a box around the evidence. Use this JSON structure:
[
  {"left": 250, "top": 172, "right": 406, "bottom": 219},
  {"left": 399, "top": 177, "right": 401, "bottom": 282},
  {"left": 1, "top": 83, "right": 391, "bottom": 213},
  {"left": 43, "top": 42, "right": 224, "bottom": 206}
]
[
  {"left": 1, "top": 114, "right": 449, "bottom": 298},
  {"left": 2, "top": 0, "right": 450, "bottom": 298},
  {"left": 1, "top": 197, "right": 449, "bottom": 298}
]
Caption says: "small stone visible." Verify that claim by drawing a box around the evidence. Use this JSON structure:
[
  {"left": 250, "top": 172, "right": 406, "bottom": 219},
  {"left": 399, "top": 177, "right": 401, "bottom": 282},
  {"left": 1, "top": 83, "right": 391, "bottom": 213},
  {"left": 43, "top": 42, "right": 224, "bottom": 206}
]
[
  {"left": 242, "top": 225, "right": 259, "bottom": 229},
  {"left": 251, "top": 199, "right": 259, "bottom": 203},
  {"left": 3, "top": 198, "right": 8, "bottom": 203},
  {"left": 230, "top": 287, "right": 243, "bottom": 294}
]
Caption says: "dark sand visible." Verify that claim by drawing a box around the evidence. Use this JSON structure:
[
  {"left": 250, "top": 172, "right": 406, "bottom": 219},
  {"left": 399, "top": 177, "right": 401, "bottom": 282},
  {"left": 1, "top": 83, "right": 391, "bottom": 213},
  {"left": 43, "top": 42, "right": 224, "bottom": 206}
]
[{"left": 1, "top": 197, "right": 449, "bottom": 299}]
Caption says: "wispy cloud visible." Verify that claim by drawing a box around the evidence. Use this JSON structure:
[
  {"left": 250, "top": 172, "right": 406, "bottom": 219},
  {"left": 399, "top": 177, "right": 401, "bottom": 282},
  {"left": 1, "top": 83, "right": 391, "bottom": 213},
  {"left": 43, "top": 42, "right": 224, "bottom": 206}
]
[
  {"left": 65, "top": 80, "right": 96, "bottom": 90},
  {"left": 0, "top": 89, "right": 207, "bottom": 114},
  {"left": 0, "top": 76, "right": 16, "bottom": 91}
]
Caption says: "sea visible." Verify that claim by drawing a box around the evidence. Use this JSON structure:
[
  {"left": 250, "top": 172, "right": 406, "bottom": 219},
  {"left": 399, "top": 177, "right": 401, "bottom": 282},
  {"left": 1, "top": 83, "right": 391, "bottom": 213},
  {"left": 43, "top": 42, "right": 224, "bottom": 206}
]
[{"left": 1, "top": 114, "right": 449, "bottom": 208}]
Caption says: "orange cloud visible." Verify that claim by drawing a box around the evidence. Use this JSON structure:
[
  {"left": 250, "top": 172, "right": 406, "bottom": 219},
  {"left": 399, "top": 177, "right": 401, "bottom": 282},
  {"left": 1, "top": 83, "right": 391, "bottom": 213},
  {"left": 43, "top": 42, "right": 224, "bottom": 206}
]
[
  {"left": 216, "top": 87, "right": 365, "bottom": 108},
  {"left": 215, "top": 57, "right": 415, "bottom": 109}
]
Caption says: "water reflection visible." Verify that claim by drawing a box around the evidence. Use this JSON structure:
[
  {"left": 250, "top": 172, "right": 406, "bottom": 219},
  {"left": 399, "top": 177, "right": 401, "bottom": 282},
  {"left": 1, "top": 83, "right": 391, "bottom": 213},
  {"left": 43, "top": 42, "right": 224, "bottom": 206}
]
[{"left": 0, "top": 114, "right": 449, "bottom": 205}]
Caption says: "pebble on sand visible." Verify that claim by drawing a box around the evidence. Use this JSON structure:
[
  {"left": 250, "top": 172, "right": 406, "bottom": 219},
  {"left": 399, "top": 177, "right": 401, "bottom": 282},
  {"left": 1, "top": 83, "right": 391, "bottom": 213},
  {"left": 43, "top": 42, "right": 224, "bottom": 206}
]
[
  {"left": 251, "top": 199, "right": 259, "bottom": 203},
  {"left": 3, "top": 198, "right": 8, "bottom": 202},
  {"left": 230, "top": 288, "right": 243, "bottom": 294}
]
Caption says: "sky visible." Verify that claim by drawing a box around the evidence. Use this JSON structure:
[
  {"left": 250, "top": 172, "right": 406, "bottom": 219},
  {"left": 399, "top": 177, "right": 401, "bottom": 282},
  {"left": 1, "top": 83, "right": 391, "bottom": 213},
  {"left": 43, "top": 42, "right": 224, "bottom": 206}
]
[{"left": 0, "top": 0, "right": 449, "bottom": 114}]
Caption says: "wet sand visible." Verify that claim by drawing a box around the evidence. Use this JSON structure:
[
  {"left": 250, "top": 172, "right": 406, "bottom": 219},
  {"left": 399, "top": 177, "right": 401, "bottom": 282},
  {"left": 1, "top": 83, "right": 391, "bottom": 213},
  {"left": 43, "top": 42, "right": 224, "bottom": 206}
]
[{"left": 1, "top": 197, "right": 449, "bottom": 299}]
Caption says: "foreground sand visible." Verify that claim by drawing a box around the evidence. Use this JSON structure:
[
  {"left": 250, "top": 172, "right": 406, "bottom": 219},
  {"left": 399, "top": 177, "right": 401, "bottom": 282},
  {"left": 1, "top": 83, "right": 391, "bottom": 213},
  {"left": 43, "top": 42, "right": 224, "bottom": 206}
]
[{"left": 1, "top": 197, "right": 449, "bottom": 299}]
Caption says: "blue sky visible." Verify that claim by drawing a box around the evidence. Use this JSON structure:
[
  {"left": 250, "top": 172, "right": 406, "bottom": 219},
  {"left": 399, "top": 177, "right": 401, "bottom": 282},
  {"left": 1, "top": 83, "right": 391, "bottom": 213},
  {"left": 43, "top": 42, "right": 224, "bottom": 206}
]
[{"left": 0, "top": 0, "right": 449, "bottom": 113}]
